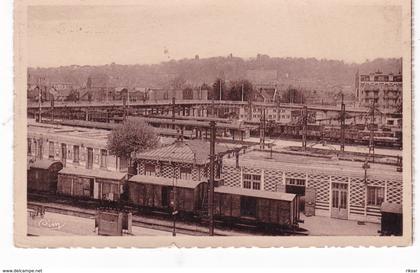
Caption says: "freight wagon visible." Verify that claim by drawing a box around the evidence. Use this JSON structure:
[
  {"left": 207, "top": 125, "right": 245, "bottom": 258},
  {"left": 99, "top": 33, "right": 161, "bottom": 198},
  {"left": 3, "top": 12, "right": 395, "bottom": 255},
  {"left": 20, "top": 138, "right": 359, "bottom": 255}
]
[
  {"left": 57, "top": 167, "right": 126, "bottom": 201},
  {"left": 27, "top": 159, "right": 63, "bottom": 193},
  {"left": 214, "top": 186, "right": 299, "bottom": 229},
  {"left": 127, "top": 175, "right": 207, "bottom": 214}
]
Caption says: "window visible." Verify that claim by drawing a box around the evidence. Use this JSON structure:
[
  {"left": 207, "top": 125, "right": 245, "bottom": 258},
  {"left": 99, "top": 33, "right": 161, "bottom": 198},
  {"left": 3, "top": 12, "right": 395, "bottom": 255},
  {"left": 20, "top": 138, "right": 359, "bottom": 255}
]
[
  {"left": 119, "top": 156, "right": 128, "bottom": 171},
  {"left": 243, "top": 174, "right": 261, "bottom": 190},
  {"left": 180, "top": 167, "right": 192, "bottom": 180},
  {"left": 48, "top": 141, "right": 55, "bottom": 159},
  {"left": 367, "top": 186, "right": 385, "bottom": 206},
  {"left": 86, "top": 147, "right": 93, "bottom": 169},
  {"left": 61, "top": 143, "right": 67, "bottom": 167},
  {"left": 144, "top": 163, "right": 156, "bottom": 176},
  {"left": 100, "top": 149, "right": 107, "bottom": 168},
  {"left": 73, "top": 145, "right": 80, "bottom": 163},
  {"left": 285, "top": 178, "right": 306, "bottom": 196},
  {"left": 286, "top": 178, "right": 305, "bottom": 186}
]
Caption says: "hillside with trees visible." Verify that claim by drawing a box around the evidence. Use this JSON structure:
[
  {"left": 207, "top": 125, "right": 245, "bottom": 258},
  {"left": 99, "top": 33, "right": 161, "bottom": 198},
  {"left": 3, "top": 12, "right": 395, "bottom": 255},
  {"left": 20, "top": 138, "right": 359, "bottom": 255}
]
[{"left": 28, "top": 56, "right": 402, "bottom": 94}]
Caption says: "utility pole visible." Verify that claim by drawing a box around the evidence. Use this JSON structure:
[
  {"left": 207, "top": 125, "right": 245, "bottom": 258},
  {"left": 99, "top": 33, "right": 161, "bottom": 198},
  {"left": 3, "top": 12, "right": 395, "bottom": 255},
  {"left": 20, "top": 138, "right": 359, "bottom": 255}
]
[
  {"left": 340, "top": 94, "right": 345, "bottom": 153},
  {"left": 369, "top": 99, "right": 376, "bottom": 162},
  {"left": 241, "top": 84, "right": 244, "bottom": 102},
  {"left": 211, "top": 97, "right": 215, "bottom": 118},
  {"left": 302, "top": 105, "right": 308, "bottom": 151},
  {"left": 172, "top": 162, "right": 178, "bottom": 236},
  {"left": 219, "top": 79, "right": 222, "bottom": 101},
  {"left": 172, "top": 97, "right": 176, "bottom": 129},
  {"left": 38, "top": 78, "right": 42, "bottom": 123},
  {"left": 260, "top": 109, "right": 266, "bottom": 150},
  {"left": 208, "top": 121, "right": 216, "bottom": 236},
  {"left": 50, "top": 95, "right": 55, "bottom": 122},
  {"left": 123, "top": 92, "right": 127, "bottom": 121}
]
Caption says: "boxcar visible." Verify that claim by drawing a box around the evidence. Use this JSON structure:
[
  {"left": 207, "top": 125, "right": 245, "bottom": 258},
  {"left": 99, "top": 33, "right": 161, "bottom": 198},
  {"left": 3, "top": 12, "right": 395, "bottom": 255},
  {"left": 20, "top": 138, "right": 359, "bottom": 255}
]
[
  {"left": 57, "top": 167, "right": 126, "bottom": 201},
  {"left": 27, "top": 159, "right": 63, "bottom": 193},
  {"left": 127, "top": 175, "right": 207, "bottom": 213},
  {"left": 380, "top": 202, "right": 402, "bottom": 236},
  {"left": 214, "top": 186, "right": 299, "bottom": 227}
]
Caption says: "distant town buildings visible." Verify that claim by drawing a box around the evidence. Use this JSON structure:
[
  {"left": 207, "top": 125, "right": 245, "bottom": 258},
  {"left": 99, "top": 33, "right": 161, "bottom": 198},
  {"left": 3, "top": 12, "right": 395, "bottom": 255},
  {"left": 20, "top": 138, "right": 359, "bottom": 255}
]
[{"left": 355, "top": 71, "right": 402, "bottom": 112}]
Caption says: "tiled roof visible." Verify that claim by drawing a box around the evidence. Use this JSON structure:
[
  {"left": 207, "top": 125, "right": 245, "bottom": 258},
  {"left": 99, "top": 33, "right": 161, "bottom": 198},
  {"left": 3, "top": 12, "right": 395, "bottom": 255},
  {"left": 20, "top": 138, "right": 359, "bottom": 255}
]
[{"left": 135, "top": 140, "right": 230, "bottom": 165}]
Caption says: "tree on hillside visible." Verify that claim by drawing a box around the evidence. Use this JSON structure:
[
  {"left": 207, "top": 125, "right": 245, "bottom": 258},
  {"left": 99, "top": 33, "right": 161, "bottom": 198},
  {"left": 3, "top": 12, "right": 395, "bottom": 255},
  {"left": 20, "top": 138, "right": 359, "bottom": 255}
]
[
  {"left": 227, "top": 80, "right": 253, "bottom": 101},
  {"left": 170, "top": 75, "right": 186, "bottom": 89},
  {"left": 280, "top": 87, "right": 305, "bottom": 104},
  {"left": 107, "top": 119, "right": 159, "bottom": 167}
]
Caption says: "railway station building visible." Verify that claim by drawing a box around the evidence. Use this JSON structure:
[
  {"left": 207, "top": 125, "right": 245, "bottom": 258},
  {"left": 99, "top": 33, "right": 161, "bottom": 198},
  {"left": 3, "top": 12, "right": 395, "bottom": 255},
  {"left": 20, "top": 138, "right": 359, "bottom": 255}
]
[
  {"left": 221, "top": 149, "right": 402, "bottom": 223},
  {"left": 133, "top": 140, "right": 402, "bottom": 224}
]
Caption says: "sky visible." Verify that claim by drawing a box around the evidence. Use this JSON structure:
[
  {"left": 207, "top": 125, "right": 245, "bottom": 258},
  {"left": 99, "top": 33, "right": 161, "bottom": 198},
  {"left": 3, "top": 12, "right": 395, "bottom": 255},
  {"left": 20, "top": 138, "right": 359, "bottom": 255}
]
[{"left": 27, "top": 1, "right": 403, "bottom": 67}]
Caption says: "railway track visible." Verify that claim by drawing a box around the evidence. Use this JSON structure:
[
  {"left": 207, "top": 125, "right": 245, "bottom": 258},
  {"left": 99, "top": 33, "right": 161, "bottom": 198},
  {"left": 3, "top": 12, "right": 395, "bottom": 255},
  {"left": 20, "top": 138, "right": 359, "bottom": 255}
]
[{"left": 28, "top": 193, "right": 308, "bottom": 236}]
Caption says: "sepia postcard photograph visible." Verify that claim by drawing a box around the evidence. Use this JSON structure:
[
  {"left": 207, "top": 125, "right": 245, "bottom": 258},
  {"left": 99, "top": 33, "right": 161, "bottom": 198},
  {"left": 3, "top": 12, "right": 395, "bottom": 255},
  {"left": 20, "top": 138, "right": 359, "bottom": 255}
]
[{"left": 13, "top": 0, "right": 412, "bottom": 247}]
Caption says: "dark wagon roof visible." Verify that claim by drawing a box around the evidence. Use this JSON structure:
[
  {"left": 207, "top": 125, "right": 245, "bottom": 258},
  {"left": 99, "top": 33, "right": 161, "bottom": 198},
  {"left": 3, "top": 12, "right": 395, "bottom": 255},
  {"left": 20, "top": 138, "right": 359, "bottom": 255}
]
[
  {"left": 59, "top": 167, "right": 126, "bottom": 181},
  {"left": 29, "top": 159, "right": 63, "bottom": 170},
  {"left": 215, "top": 185, "right": 296, "bottom": 202},
  {"left": 128, "top": 174, "right": 204, "bottom": 189},
  {"left": 381, "top": 202, "right": 402, "bottom": 214}
]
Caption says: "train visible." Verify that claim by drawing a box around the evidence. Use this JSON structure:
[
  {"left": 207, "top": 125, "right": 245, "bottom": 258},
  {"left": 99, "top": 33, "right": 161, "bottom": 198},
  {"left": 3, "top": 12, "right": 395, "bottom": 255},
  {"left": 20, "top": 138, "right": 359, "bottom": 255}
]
[
  {"left": 27, "top": 160, "right": 301, "bottom": 234},
  {"left": 264, "top": 123, "right": 402, "bottom": 148}
]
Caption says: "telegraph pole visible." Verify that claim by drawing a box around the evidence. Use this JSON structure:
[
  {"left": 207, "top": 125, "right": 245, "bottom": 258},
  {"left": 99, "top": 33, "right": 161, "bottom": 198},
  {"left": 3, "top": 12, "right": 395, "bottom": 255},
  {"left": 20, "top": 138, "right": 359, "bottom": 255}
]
[
  {"left": 37, "top": 78, "right": 42, "bottom": 123},
  {"left": 340, "top": 94, "right": 345, "bottom": 153},
  {"left": 208, "top": 121, "right": 216, "bottom": 236},
  {"left": 172, "top": 162, "right": 177, "bottom": 236},
  {"left": 51, "top": 95, "right": 55, "bottom": 122},
  {"left": 219, "top": 79, "right": 222, "bottom": 101},
  {"left": 260, "top": 109, "right": 266, "bottom": 150},
  {"left": 302, "top": 106, "right": 308, "bottom": 151},
  {"left": 172, "top": 97, "right": 176, "bottom": 129},
  {"left": 241, "top": 84, "right": 244, "bottom": 102},
  {"left": 369, "top": 99, "right": 376, "bottom": 162}
]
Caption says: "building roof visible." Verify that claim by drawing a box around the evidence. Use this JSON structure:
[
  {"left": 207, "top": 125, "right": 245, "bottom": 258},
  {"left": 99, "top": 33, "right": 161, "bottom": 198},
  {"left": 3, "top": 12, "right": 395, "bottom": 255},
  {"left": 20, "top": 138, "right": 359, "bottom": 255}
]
[
  {"left": 224, "top": 150, "right": 402, "bottom": 182},
  {"left": 215, "top": 185, "right": 296, "bottom": 202},
  {"left": 59, "top": 167, "right": 126, "bottom": 181},
  {"left": 128, "top": 174, "right": 204, "bottom": 189},
  {"left": 29, "top": 159, "right": 63, "bottom": 170},
  {"left": 135, "top": 139, "right": 231, "bottom": 165}
]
